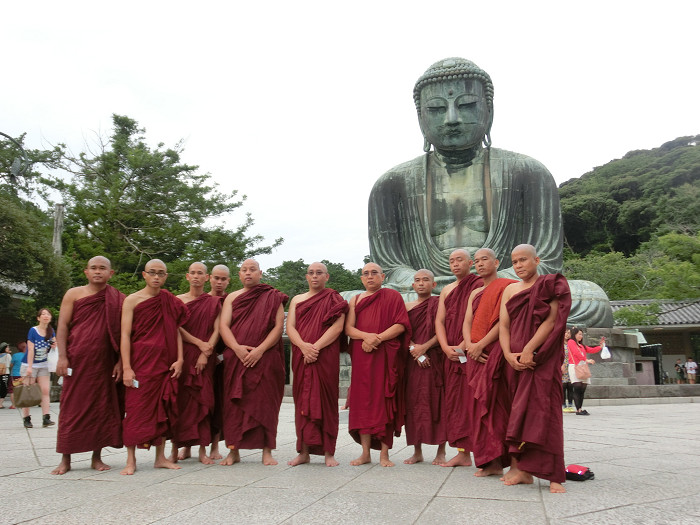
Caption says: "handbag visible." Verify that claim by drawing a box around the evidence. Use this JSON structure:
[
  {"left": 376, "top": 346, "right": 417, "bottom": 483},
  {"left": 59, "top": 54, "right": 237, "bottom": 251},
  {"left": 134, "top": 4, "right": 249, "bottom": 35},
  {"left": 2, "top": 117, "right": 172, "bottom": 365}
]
[
  {"left": 574, "top": 361, "right": 592, "bottom": 381},
  {"left": 566, "top": 464, "right": 595, "bottom": 481},
  {"left": 14, "top": 382, "right": 42, "bottom": 408}
]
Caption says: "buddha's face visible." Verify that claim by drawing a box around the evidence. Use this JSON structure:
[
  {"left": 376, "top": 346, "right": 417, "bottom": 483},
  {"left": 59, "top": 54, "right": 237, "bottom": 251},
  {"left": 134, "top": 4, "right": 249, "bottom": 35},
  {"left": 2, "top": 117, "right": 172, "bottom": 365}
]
[{"left": 419, "top": 79, "right": 490, "bottom": 152}]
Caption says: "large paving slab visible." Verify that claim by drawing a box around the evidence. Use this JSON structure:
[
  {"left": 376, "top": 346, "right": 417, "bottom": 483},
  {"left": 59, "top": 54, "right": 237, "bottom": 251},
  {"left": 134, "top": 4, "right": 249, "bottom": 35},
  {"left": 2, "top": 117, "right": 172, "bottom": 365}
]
[{"left": 1, "top": 398, "right": 699, "bottom": 524}]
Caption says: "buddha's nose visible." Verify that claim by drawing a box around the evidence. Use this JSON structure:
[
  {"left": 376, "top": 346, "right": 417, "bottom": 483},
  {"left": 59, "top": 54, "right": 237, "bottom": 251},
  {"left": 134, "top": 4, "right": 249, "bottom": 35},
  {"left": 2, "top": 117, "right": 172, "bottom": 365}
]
[{"left": 446, "top": 103, "right": 461, "bottom": 124}]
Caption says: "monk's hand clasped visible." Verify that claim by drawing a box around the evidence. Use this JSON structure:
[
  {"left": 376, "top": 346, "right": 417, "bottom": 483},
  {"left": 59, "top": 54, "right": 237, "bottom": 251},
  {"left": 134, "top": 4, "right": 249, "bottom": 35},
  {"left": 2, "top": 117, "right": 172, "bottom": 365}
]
[
  {"left": 505, "top": 352, "right": 528, "bottom": 371},
  {"left": 300, "top": 342, "right": 319, "bottom": 363},
  {"left": 466, "top": 342, "right": 487, "bottom": 363},
  {"left": 242, "top": 346, "right": 262, "bottom": 368},
  {"left": 195, "top": 352, "right": 208, "bottom": 374}
]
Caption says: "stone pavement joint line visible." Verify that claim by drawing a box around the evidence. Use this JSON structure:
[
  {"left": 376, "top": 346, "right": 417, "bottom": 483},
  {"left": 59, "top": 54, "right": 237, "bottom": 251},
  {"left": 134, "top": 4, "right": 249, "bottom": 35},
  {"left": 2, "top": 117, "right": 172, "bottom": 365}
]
[{"left": 1, "top": 398, "right": 699, "bottom": 524}]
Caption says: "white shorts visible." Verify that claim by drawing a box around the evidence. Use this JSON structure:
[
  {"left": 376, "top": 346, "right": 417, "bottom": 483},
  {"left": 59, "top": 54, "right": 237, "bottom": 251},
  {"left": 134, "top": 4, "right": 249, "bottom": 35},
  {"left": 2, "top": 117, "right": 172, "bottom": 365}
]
[{"left": 20, "top": 363, "right": 49, "bottom": 378}]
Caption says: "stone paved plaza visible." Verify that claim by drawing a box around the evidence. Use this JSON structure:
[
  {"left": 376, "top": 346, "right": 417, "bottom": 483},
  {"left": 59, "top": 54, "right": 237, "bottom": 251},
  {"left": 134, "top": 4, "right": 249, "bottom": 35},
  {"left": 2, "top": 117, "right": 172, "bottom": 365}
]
[{"left": 2, "top": 397, "right": 700, "bottom": 524}]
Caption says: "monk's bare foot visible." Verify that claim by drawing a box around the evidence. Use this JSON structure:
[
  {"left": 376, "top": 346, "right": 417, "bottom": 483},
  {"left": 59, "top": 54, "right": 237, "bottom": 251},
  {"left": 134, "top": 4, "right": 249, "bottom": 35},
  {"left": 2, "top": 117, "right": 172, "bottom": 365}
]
[
  {"left": 209, "top": 443, "right": 223, "bottom": 460},
  {"left": 120, "top": 463, "right": 136, "bottom": 475},
  {"left": 167, "top": 451, "right": 179, "bottom": 463},
  {"left": 178, "top": 447, "right": 192, "bottom": 461},
  {"left": 432, "top": 452, "right": 447, "bottom": 465},
  {"left": 404, "top": 452, "right": 424, "bottom": 464},
  {"left": 474, "top": 460, "right": 503, "bottom": 477},
  {"left": 503, "top": 467, "right": 533, "bottom": 486},
  {"left": 219, "top": 450, "right": 240, "bottom": 466},
  {"left": 350, "top": 454, "right": 371, "bottom": 466},
  {"left": 198, "top": 447, "right": 214, "bottom": 465},
  {"left": 51, "top": 458, "right": 71, "bottom": 475},
  {"left": 91, "top": 458, "right": 111, "bottom": 471},
  {"left": 440, "top": 451, "right": 472, "bottom": 467},
  {"left": 550, "top": 482, "right": 566, "bottom": 493},
  {"left": 287, "top": 453, "right": 310, "bottom": 466},
  {"left": 379, "top": 453, "right": 395, "bottom": 467},
  {"left": 262, "top": 448, "right": 278, "bottom": 466},
  {"left": 500, "top": 467, "right": 516, "bottom": 482},
  {"left": 154, "top": 457, "right": 181, "bottom": 470},
  {"left": 325, "top": 453, "right": 339, "bottom": 467}
]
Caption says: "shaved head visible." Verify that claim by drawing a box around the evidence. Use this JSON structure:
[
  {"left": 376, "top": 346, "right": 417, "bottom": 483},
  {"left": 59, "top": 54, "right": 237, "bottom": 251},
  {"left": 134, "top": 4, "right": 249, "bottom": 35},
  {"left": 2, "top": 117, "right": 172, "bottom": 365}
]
[
  {"left": 474, "top": 248, "right": 496, "bottom": 260},
  {"left": 450, "top": 248, "right": 472, "bottom": 260},
  {"left": 307, "top": 262, "right": 328, "bottom": 274},
  {"left": 87, "top": 256, "right": 111, "bottom": 269},
  {"left": 211, "top": 264, "right": 230, "bottom": 276},
  {"left": 189, "top": 261, "right": 208, "bottom": 273},
  {"left": 240, "top": 258, "right": 260, "bottom": 272},
  {"left": 511, "top": 244, "right": 537, "bottom": 258},
  {"left": 414, "top": 268, "right": 435, "bottom": 280},
  {"left": 145, "top": 259, "right": 167, "bottom": 271}
]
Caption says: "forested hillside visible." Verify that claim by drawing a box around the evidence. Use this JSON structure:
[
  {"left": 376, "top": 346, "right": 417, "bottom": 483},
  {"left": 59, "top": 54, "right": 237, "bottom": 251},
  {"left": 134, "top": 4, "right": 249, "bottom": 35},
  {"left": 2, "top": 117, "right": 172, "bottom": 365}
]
[{"left": 560, "top": 135, "right": 700, "bottom": 302}]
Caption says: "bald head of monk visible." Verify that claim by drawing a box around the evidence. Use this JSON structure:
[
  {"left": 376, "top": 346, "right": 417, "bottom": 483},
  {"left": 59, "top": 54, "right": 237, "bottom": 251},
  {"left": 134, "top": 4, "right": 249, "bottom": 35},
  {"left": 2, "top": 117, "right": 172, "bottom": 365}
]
[
  {"left": 360, "top": 262, "right": 385, "bottom": 293},
  {"left": 511, "top": 244, "right": 540, "bottom": 284},
  {"left": 143, "top": 259, "right": 168, "bottom": 288},
  {"left": 448, "top": 249, "right": 473, "bottom": 280},
  {"left": 473, "top": 248, "right": 499, "bottom": 281},
  {"left": 412, "top": 269, "right": 436, "bottom": 299},
  {"left": 238, "top": 259, "right": 262, "bottom": 289},
  {"left": 306, "top": 262, "right": 329, "bottom": 292},
  {"left": 84, "top": 256, "right": 115, "bottom": 285},
  {"left": 186, "top": 262, "right": 209, "bottom": 289},
  {"left": 210, "top": 264, "right": 231, "bottom": 296}
]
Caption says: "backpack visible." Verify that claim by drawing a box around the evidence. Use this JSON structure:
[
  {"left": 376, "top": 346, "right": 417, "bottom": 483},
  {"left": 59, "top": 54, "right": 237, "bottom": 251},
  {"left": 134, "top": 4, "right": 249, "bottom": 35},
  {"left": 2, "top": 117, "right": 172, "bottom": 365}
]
[{"left": 565, "top": 464, "right": 595, "bottom": 481}]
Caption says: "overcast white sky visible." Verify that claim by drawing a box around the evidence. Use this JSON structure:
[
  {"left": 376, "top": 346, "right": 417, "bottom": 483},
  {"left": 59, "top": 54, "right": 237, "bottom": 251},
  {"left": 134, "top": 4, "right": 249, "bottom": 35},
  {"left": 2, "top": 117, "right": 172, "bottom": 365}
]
[{"left": 3, "top": 1, "right": 699, "bottom": 272}]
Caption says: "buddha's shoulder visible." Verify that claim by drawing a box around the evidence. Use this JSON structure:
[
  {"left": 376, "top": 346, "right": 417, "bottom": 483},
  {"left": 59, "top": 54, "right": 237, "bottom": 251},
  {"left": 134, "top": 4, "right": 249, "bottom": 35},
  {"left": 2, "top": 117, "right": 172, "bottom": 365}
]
[
  {"left": 489, "top": 147, "right": 551, "bottom": 174},
  {"left": 373, "top": 155, "right": 426, "bottom": 188}
]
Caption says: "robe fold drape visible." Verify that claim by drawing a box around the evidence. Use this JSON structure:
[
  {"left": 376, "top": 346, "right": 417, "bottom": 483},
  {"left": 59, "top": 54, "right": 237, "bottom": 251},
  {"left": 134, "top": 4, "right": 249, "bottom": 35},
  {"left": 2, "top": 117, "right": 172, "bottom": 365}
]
[
  {"left": 291, "top": 288, "right": 348, "bottom": 455},
  {"left": 349, "top": 288, "right": 411, "bottom": 450},
  {"left": 57, "top": 286, "right": 125, "bottom": 454}
]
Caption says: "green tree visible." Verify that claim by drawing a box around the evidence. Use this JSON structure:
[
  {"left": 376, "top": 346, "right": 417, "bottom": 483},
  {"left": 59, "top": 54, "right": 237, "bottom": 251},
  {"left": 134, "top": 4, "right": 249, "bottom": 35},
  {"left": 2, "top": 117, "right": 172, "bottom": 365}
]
[
  {"left": 613, "top": 303, "right": 661, "bottom": 326},
  {"left": 51, "top": 115, "right": 282, "bottom": 277}
]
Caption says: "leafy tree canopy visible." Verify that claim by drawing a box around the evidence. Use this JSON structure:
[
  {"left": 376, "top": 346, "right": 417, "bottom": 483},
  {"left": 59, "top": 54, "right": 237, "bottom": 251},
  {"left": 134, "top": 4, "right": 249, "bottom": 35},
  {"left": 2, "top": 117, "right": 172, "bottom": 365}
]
[
  {"left": 50, "top": 115, "right": 282, "bottom": 278},
  {"left": 264, "top": 259, "right": 362, "bottom": 304}
]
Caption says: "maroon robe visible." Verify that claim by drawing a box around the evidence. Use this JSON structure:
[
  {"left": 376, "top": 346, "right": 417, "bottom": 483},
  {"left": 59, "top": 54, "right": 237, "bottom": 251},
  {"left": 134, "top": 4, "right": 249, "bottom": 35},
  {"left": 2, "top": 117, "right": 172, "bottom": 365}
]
[
  {"left": 467, "top": 278, "right": 516, "bottom": 468},
  {"left": 505, "top": 274, "right": 572, "bottom": 483},
  {"left": 348, "top": 288, "right": 411, "bottom": 450},
  {"left": 405, "top": 296, "right": 445, "bottom": 446},
  {"left": 57, "top": 286, "right": 125, "bottom": 454},
  {"left": 222, "top": 284, "right": 288, "bottom": 450},
  {"left": 122, "top": 290, "right": 189, "bottom": 448},
  {"left": 442, "top": 274, "right": 483, "bottom": 449},
  {"left": 291, "top": 288, "right": 348, "bottom": 456},
  {"left": 210, "top": 293, "right": 227, "bottom": 440},
  {"left": 174, "top": 293, "right": 221, "bottom": 447}
]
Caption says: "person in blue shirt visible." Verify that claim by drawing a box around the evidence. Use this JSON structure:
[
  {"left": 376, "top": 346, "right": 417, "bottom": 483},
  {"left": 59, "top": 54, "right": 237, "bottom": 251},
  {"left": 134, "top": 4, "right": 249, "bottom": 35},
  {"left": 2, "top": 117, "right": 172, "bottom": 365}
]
[
  {"left": 8, "top": 342, "right": 26, "bottom": 409},
  {"left": 20, "top": 309, "right": 57, "bottom": 428}
]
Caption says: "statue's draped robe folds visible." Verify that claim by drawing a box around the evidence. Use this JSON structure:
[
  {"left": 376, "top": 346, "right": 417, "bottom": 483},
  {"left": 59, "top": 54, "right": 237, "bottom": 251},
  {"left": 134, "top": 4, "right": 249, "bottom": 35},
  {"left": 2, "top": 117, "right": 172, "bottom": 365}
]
[
  {"left": 369, "top": 149, "right": 562, "bottom": 288},
  {"left": 291, "top": 289, "right": 348, "bottom": 456},
  {"left": 123, "top": 290, "right": 189, "bottom": 448},
  {"left": 467, "top": 278, "right": 515, "bottom": 468},
  {"left": 442, "top": 274, "right": 483, "bottom": 449},
  {"left": 174, "top": 293, "right": 221, "bottom": 447},
  {"left": 57, "top": 286, "right": 125, "bottom": 454},
  {"left": 349, "top": 288, "right": 411, "bottom": 450},
  {"left": 222, "top": 284, "right": 288, "bottom": 450},
  {"left": 405, "top": 296, "right": 446, "bottom": 446},
  {"left": 505, "top": 274, "right": 571, "bottom": 484}
]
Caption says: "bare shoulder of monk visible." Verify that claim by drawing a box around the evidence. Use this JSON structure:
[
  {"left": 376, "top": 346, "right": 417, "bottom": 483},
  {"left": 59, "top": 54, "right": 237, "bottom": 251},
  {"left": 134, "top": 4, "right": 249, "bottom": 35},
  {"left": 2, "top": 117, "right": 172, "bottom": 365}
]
[
  {"left": 125, "top": 289, "right": 153, "bottom": 308},
  {"left": 502, "top": 281, "right": 528, "bottom": 303},
  {"left": 441, "top": 280, "right": 459, "bottom": 297}
]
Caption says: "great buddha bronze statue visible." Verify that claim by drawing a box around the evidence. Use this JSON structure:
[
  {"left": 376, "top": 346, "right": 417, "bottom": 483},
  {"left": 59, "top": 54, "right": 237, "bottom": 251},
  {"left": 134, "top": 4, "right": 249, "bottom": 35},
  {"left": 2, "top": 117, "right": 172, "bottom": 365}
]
[{"left": 366, "top": 57, "right": 612, "bottom": 327}]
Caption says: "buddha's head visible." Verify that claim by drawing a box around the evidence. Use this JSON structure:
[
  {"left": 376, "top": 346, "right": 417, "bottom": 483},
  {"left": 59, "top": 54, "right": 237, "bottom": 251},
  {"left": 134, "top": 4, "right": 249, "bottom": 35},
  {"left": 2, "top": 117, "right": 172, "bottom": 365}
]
[{"left": 414, "top": 58, "right": 494, "bottom": 153}]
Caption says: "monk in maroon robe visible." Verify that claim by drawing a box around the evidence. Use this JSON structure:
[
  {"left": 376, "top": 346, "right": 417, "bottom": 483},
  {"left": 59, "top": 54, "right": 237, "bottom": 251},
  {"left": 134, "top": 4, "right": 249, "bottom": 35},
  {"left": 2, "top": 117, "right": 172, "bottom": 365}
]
[
  {"left": 52, "top": 256, "right": 125, "bottom": 475},
  {"left": 435, "top": 249, "right": 483, "bottom": 467},
  {"left": 346, "top": 263, "right": 411, "bottom": 467},
  {"left": 219, "top": 259, "right": 287, "bottom": 466},
  {"left": 404, "top": 269, "right": 447, "bottom": 465},
  {"left": 463, "top": 248, "right": 517, "bottom": 477},
  {"left": 499, "top": 244, "right": 571, "bottom": 493},
  {"left": 207, "top": 263, "right": 231, "bottom": 461},
  {"left": 120, "top": 259, "right": 189, "bottom": 475},
  {"left": 171, "top": 262, "right": 221, "bottom": 465},
  {"left": 286, "top": 262, "right": 347, "bottom": 467}
]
